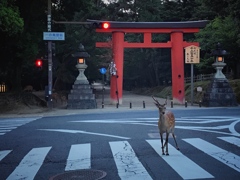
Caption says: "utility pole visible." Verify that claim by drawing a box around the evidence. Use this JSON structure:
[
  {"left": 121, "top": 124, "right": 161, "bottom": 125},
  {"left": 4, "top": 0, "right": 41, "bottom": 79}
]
[{"left": 47, "top": 0, "right": 53, "bottom": 108}]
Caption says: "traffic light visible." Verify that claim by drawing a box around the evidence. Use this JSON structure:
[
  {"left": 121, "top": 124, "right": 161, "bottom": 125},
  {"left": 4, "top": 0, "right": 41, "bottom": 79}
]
[
  {"left": 35, "top": 59, "right": 43, "bottom": 68},
  {"left": 102, "top": 22, "right": 110, "bottom": 29},
  {"left": 92, "top": 22, "right": 110, "bottom": 29}
]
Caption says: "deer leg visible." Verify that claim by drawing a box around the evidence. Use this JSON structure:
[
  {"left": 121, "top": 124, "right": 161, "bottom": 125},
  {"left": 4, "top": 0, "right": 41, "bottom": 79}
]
[
  {"left": 165, "top": 133, "right": 169, "bottom": 155},
  {"left": 172, "top": 133, "right": 180, "bottom": 150},
  {"left": 159, "top": 132, "right": 165, "bottom": 155}
]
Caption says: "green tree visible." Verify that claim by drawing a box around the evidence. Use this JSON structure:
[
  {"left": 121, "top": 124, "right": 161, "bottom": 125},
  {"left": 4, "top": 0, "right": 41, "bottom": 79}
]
[
  {"left": 0, "top": 0, "right": 24, "bottom": 88},
  {"left": 0, "top": 0, "right": 24, "bottom": 35},
  {"left": 196, "top": 16, "right": 240, "bottom": 78},
  {"left": 196, "top": 0, "right": 240, "bottom": 78}
]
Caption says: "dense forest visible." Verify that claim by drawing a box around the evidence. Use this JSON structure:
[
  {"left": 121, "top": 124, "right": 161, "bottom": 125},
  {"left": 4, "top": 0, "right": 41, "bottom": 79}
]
[{"left": 1, "top": 0, "right": 240, "bottom": 92}]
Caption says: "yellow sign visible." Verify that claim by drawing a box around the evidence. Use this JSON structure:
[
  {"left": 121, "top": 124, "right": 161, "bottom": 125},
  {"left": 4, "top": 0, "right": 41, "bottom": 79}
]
[{"left": 185, "top": 45, "right": 200, "bottom": 64}]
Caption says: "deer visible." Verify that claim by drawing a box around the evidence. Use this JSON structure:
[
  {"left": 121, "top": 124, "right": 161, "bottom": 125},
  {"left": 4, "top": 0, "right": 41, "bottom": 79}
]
[{"left": 152, "top": 96, "right": 179, "bottom": 155}]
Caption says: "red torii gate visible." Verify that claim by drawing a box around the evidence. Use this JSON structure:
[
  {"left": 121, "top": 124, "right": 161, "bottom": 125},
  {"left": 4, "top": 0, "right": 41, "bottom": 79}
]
[{"left": 88, "top": 20, "right": 208, "bottom": 104}]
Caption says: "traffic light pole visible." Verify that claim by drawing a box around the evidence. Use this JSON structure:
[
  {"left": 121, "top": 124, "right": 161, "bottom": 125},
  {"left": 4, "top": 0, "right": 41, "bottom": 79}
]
[{"left": 47, "top": 0, "right": 53, "bottom": 108}]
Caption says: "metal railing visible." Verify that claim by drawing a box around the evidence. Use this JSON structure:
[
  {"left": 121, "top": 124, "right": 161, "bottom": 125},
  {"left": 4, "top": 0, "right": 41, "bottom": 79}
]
[{"left": 184, "top": 73, "right": 232, "bottom": 83}]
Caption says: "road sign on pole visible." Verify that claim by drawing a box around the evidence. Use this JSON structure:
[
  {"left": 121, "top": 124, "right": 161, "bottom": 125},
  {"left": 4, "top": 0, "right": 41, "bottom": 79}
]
[
  {"left": 185, "top": 45, "right": 200, "bottom": 64},
  {"left": 185, "top": 45, "right": 201, "bottom": 106},
  {"left": 99, "top": 68, "right": 107, "bottom": 108},
  {"left": 100, "top": 68, "right": 107, "bottom": 74},
  {"left": 43, "top": 32, "right": 65, "bottom": 41}
]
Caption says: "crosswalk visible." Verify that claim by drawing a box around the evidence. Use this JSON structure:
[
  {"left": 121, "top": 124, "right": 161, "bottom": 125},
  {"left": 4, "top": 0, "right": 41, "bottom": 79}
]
[
  {"left": 0, "top": 136, "right": 239, "bottom": 180},
  {"left": 0, "top": 117, "right": 39, "bottom": 135}
]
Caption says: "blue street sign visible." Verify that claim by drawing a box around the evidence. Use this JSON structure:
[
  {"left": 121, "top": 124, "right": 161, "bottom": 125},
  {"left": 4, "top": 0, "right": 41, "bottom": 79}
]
[
  {"left": 100, "top": 68, "right": 107, "bottom": 74},
  {"left": 43, "top": 32, "right": 65, "bottom": 40}
]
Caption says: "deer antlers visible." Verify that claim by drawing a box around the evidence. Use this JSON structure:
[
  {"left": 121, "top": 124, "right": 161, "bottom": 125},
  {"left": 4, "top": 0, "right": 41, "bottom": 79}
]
[{"left": 152, "top": 96, "right": 167, "bottom": 106}]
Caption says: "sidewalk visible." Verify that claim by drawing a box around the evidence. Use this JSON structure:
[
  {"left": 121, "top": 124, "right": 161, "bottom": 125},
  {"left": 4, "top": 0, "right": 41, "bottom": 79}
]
[{"left": 0, "top": 85, "right": 202, "bottom": 118}]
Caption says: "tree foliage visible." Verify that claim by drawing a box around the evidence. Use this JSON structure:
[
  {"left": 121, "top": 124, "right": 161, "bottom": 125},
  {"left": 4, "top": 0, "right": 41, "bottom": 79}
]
[
  {"left": 1, "top": 0, "right": 240, "bottom": 92},
  {"left": 0, "top": 0, "right": 24, "bottom": 36}
]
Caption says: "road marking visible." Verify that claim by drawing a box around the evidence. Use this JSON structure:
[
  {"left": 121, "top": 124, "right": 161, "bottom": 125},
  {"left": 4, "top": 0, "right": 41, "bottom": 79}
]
[
  {"left": 109, "top": 141, "right": 152, "bottom": 180},
  {"left": 65, "top": 144, "right": 91, "bottom": 171},
  {"left": 7, "top": 147, "right": 51, "bottom": 180},
  {"left": 71, "top": 119, "right": 157, "bottom": 123},
  {"left": 0, "top": 118, "right": 39, "bottom": 136},
  {"left": 146, "top": 139, "right": 213, "bottom": 179},
  {"left": 0, "top": 150, "right": 12, "bottom": 161},
  {"left": 177, "top": 116, "right": 239, "bottom": 123},
  {"left": 176, "top": 125, "right": 240, "bottom": 137},
  {"left": 229, "top": 120, "right": 240, "bottom": 136},
  {"left": 71, "top": 116, "right": 239, "bottom": 124},
  {"left": 218, "top": 136, "right": 240, "bottom": 147},
  {"left": 183, "top": 138, "right": 240, "bottom": 173},
  {"left": 38, "top": 129, "right": 130, "bottom": 139}
]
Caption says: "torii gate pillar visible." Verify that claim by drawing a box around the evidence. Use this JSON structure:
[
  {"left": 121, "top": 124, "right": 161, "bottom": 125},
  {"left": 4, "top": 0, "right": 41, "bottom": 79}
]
[
  {"left": 171, "top": 31, "right": 185, "bottom": 103},
  {"left": 111, "top": 31, "right": 124, "bottom": 104},
  {"left": 89, "top": 20, "right": 208, "bottom": 105}
]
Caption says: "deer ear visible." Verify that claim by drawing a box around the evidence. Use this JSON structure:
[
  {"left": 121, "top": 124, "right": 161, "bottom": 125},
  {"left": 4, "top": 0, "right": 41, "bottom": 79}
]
[{"left": 154, "top": 103, "right": 158, "bottom": 107}]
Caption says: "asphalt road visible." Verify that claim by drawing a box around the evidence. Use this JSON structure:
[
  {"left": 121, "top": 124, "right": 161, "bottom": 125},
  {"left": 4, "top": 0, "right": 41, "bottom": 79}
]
[{"left": 0, "top": 107, "right": 240, "bottom": 180}]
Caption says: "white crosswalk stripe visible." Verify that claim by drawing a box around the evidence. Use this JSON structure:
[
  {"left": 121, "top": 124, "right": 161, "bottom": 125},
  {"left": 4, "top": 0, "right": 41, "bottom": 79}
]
[
  {"left": 0, "top": 118, "right": 38, "bottom": 135},
  {"left": 183, "top": 138, "right": 240, "bottom": 173},
  {"left": 6, "top": 147, "right": 51, "bottom": 180},
  {"left": 0, "top": 136, "right": 240, "bottom": 179},
  {"left": 0, "top": 150, "right": 12, "bottom": 161},
  {"left": 109, "top": 141, "right": 152, "bottom": 180},
  {"left": 147, "top": 139, "right": 214, "bottom": 179},
  {"left": 65, "top": 143, "right": 91, "bottom": 171},
  {"left": 218, "top": 136, "right": 240, "bottom": 147}
]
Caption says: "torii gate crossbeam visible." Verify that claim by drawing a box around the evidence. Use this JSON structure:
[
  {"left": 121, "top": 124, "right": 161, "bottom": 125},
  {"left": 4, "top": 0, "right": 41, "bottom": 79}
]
[{"left": 88, "top": 20, "right": 208, "bottom": 105}]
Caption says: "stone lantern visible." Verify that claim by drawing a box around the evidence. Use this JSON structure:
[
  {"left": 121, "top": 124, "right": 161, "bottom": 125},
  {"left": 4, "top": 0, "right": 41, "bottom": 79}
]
[
  {"left": 211, "top": 42, "right": 228, "bottom": 79},
  {"left": 72, "top": 44, "right": 90, "bottom": 84},
  {"left": 202, "top": 43, "right": 237, "bottom": 107},
  {"left": 67, "top": 44, "right": 97, "bottom": 109}
]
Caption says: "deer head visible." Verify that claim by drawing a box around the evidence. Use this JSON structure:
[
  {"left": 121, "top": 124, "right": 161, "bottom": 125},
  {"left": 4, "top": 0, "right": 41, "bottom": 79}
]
[{"left": 152, "top": 96, "right": 167, "bottom": 114}]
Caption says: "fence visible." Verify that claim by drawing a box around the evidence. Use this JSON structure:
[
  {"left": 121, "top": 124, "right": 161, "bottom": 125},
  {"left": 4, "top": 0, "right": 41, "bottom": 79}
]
[
  {"left": 184, "top": 73, "right": 232, "bottom": 83},
  {"left": 184, "top": 74, "right": 213, "bottom": 83}
]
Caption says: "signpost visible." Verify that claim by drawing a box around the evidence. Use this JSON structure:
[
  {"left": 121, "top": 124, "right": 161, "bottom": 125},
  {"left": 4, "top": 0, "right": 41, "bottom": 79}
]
[
  {"left": 185, "top": 45, "right": 200, "bottom": 106},
  {"left": 44, "top": 0, "right": 66, "bottom": 109},
  {"left": 100, "top": 68, "right": 107, "bottom": 108},
  {"left": 47, "top": 0, "right": 53, "bottom": 109},
  {"left": 43, "top": 32, "right": 65, "bottom": 41}
]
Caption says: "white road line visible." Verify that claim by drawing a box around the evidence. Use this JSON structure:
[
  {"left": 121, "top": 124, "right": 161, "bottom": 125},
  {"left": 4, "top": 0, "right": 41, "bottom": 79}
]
[
  {"left": 0, "top": 130, "right": 11, "bottom": 133},
  {"left": 183, "top": 138, "right": 240, "bottom": 173},
  {"left": 0, "top": 118, "right": 39, "bottom": 136},
  {"left": 109, "top": 141, "right": 152, "bottom": 180},
  {"left": 0, "top": 150, "right": 12, "bottom": 161},
  {"left": 229, "top": 120, "right": 240, "bottom": 136},
  {"left": 146, "top": 139, "right": 213, "bottom": 179},
  {"left": 0, "top": 127, "right": 17, "bottom": 129},
  {"left": 38, "top": 129, "right": 130, "bottom": 140},
  {"left": 176, "top": 126, "right": 240, "bottom": 137},
  {"left": 7, "top": 147, "right": 51, "bottom": 180},
  {"left": 218, "top": 136, "right": 240, "bottom": 147},
  {"left": 65, "top": 144, "right": 91, "bottom": 171}
]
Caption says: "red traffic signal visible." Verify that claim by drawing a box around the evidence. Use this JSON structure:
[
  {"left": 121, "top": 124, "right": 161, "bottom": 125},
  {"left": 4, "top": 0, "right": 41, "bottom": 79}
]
[
  {"left": 92, "top": 22, "right": 110, "bottom": 29},
  {"left": 102, "top": 22, "right": 110, "bottom": 29},
  {"left": 35, "top": 59, "right": 43, "bottom": 67}
]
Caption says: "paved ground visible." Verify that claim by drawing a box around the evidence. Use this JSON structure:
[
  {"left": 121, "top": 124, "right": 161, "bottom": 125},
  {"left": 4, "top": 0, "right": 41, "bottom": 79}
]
[{"left": 0, "top": 84, "right": 201, "bottom": 118}]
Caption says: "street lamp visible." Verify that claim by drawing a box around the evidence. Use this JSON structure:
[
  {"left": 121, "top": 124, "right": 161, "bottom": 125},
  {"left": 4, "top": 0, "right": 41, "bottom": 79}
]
[
  {"left": 67, "top": 43, "right": 97, "bottom": 109},
  {"left": 72, "top": 44, "right": 90, "bottom": 84},
  {"left": 78, "top": 58, "right": 84, "bottom": 64},
  {"left": 211, "top": 42, "right": 228, "bottom": 79}
]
